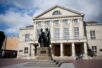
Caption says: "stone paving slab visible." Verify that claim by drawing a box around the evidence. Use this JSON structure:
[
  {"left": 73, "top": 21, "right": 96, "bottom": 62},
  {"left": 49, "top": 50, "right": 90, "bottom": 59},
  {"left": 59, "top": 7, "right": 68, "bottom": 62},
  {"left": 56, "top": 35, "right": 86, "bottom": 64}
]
[
  {"left": 60, "top": 63, "right": 75, "bottom": 68},
  {"left": 1, "top": 62, "right": 58, "bottom": 68},
  {"left": 1, "top": 62, "right": 75, "bottom": 68},
  {"left": 1, "top": 59, "right": 102, "bottom": 68}
]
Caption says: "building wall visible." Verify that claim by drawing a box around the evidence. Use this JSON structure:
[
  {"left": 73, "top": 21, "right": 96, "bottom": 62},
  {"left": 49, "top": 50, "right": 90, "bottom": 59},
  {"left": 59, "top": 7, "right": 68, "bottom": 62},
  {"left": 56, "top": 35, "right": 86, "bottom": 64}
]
[
  {"left": 17, "top": 6, "right": 102, "bottom": 59},
  {"left": 86, "top": 24, "right": 102, "bottom": 56},
  {"left": 18, "top": 28, "right": 35, "bottom": 58},
  {"left": 5, "top": 37, "right": 18, "bottom": 50}
]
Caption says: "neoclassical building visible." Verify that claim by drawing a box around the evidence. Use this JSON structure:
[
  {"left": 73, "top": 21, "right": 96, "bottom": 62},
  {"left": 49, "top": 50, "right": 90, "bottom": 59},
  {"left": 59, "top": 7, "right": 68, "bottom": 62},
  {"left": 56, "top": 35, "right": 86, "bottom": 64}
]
[{"left": 17, "top": 6, "right": 102, "bottom": 59}]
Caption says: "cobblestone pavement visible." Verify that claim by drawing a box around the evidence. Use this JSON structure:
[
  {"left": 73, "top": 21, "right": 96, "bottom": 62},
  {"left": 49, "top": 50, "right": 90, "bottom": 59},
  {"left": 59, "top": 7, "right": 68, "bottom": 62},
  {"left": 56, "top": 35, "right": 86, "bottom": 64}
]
[
  {"left": 0, "top": 59, "right": 102, "bottom": 68},
  {"left": 73, "top": 60, "right": 102, "bottom": 68}
]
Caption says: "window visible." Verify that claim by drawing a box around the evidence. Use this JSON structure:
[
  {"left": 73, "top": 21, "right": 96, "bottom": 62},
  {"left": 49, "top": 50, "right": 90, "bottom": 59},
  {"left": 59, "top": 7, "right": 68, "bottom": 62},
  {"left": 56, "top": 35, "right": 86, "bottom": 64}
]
[
  {"left": 73, "top": 19, "right": 78, "bottom": 24},
  {"left": 74, "top": 27, "right": 79, "bottom": 39},
  {"left": 90, "top": 30, "right": 96, "bottom": 40},
  {"left": 64, "top": 28, "right": 69, "bottom": 40},
  {"left": 53, "top": 20, "right": 59, "bottom": 25},
  {"left": 36, "top": 21, "right": 41, "bottom": 27},
  {"left": 25, "top": 34, "right": 29, "bottom": 42},
  {"left": 99, "top": 49, "right": 102, "bottom": 52},
  {"left": 44, "top": 21, "right": 50, "bottom": 28},
  {"left": 63, "top": 19, "right": 69, "bottom": 25},
  {"left": 24, "top": 47, "right": 28, "bottom": 53},
  {"left": 19, "top": 50, "right": 23, "bottom": 52},
  {"left": 92, "top": 46, "right": 97, "bottom": 52},
  {"left": 54, "top": 28, "right": 60, "bottom": 40},
  {"left": 52, "top": 10, "right": 61, "bottom": 15}
]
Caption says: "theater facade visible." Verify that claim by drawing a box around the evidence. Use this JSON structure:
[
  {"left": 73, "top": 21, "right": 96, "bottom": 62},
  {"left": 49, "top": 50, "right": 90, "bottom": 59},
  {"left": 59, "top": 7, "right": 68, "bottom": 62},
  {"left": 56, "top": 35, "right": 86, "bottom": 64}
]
[{"left": 17, "top": 5, "right": 102, "bottom": 60}]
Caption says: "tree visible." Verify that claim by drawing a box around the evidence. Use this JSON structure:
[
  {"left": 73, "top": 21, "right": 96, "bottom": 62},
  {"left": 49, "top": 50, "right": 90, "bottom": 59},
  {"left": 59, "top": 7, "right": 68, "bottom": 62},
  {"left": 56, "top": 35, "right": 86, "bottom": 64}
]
[{"left": 0, "top": 31, "right": 5, "bottom": 50}]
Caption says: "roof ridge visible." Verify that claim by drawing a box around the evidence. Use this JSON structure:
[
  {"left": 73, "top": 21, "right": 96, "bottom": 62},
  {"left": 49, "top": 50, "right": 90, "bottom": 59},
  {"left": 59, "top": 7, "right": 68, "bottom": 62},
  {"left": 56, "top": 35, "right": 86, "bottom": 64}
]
[{"left": 34, "top": 5, "right": 84, "bottom": 19}]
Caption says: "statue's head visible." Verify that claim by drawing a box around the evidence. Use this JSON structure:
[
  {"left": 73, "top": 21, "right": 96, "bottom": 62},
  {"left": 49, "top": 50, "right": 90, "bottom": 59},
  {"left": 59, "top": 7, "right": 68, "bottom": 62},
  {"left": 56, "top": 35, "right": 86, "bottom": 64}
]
[{"left": 45, "top": 28, "right": 48, "bottom": 31}]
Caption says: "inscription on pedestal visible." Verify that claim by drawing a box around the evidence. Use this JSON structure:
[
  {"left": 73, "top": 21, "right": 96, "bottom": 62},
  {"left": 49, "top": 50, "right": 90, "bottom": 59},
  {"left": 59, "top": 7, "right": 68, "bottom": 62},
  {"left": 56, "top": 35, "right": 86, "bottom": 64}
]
[
  {"left": 37, "top": 47, "right": 51, "bottom": 60},
  {"left": 40, "top": 50, "right": 46, "bottom": 54}
]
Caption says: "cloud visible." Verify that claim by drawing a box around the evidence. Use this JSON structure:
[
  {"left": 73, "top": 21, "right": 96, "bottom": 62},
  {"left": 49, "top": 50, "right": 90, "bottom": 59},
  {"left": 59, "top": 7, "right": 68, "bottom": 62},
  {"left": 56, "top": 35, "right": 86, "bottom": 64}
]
[
  {"left": 1, "top": 0, "right": 101, "bottom": 20},
  {"left": 0, "top": 9, "right": 33, "bottom": 35},
  {"left": 0, "top": 0, "right": 101, "bottom": 36}
]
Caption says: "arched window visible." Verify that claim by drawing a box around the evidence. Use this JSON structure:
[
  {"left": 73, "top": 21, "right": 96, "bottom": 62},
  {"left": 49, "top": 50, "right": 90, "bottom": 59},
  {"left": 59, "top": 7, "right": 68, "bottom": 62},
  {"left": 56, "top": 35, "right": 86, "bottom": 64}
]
[{"left": 52, "top": 10, "right": 61, "bottom": 15}]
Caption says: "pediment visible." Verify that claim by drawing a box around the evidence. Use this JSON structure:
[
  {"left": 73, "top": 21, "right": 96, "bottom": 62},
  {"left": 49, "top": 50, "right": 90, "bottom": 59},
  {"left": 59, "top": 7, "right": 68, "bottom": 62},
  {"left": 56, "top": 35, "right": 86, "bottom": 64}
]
[{"left": 34, "top": 5, "right": 84, "bottom": 19}]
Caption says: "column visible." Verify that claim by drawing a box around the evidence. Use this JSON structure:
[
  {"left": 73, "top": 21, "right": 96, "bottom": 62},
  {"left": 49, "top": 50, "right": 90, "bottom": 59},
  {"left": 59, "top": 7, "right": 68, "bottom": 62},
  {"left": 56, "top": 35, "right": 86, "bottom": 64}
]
[
  {"left": 72, "top": 42, "right": 75, "bottom": 57},
  {"left": 70, "top": 19, "right": 73, "bottom": 39},
  {"left": 84, "top": 42, "right": 88, "bottom": 58},
  {"left": 33, "top": 21, "right": 36, "bottom": 41},
  {"left": 29, "top": 44, "right": 32, "bottom": 56},
  {"left": 60, "top": 43, "right": 64, "bottom": 57},
  {"left": 60, "top": 20, "right": 63, "bottom": 40},
  {"left": 50, "top": 20, "right": 53, "bottom": 41}
]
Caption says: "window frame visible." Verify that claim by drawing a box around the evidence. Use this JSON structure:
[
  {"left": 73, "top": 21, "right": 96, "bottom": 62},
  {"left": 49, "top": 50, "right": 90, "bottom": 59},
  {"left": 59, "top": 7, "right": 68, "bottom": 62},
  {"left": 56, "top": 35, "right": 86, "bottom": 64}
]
[
  {"left": 63, "top": 19, "right": 69, "bottom": 25},
  {"left": 74, "top": 27, "right": 79, "bottom": 39},
  {"left": 90, "top": 30, "right": 96, "bottom": 40},
  {"left": 54, "top": 28, "right": 60, "bottom": 40},
  {"left": 24, "top": 47, "right": 29, "bottom": 53},
  {"left": 63, "top": 28, "right": 69, "bottom": 40},
  {"left": 52, "top": 10, "right": 61, "bottom": 15},
  {"left": 53, "top": 20, "right": 59, "bottom": 25},
  {"left": 25, "top": 34, "right": 30, "bottom": 42}
]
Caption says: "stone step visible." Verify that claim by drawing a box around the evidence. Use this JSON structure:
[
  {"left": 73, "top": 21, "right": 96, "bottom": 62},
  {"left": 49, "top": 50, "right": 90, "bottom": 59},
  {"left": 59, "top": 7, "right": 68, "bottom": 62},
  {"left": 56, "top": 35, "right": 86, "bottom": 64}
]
[
  {"left": 37, "top": 56, "right": 51, "bottom": 60},
  {"left": 24, "top": 60, "right": 58, "bottom": 67}
]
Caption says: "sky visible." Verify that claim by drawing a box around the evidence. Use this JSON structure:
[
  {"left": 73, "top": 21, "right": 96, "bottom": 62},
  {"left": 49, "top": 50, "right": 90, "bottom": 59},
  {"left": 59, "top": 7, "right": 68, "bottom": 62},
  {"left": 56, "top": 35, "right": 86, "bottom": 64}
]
[{"left": 0, "top": 0, "right": 102, "bottom": 36}]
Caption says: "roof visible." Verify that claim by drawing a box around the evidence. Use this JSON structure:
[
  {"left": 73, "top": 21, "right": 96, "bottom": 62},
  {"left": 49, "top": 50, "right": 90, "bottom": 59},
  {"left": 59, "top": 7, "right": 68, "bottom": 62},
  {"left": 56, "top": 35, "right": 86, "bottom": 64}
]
[
  {"left": 20, "top": 25, "right": 33, "bottom": 30},
  {"left": 85, "top": 21, "right": 102, "bottom": 26},
  {"left": 34, "top": 5, "right": 84, "bottom": 19}
]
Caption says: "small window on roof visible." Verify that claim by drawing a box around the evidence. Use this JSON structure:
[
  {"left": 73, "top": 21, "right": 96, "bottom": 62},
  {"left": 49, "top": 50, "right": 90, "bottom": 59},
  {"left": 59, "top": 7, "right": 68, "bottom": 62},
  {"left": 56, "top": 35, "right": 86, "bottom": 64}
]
[{"left": 52, "top": 10, "right": 61, "bottom": 15}]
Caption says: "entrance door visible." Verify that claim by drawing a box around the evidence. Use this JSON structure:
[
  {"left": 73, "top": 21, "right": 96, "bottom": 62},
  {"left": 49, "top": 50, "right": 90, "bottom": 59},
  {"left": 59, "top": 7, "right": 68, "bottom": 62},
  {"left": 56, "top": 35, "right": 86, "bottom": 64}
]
[
  {"left": 53, "top": 44, "right": 60, "bottom": 56},
  {"left": 64, "top": 44, "right": 71, "bottom": 56},
  {"left": 75, "top": 43, "right": 84, "bottom": 56}
]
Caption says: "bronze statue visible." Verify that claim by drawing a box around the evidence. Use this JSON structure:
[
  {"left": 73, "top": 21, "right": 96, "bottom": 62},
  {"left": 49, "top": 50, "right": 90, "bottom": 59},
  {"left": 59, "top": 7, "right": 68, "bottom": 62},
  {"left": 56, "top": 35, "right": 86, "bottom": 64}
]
[
  {"left": 38, "top": 28, "right": 50, "bottom": 47},
  {"left": 45, "top": 28, "right": 51, "bottom": 47}
]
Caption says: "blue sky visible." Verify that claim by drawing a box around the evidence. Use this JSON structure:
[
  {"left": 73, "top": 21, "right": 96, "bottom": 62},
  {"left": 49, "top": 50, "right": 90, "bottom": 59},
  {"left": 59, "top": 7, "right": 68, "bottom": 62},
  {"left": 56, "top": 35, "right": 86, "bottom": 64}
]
[{"left": 0, "top": 0, "right": 102, "bottom": 36}]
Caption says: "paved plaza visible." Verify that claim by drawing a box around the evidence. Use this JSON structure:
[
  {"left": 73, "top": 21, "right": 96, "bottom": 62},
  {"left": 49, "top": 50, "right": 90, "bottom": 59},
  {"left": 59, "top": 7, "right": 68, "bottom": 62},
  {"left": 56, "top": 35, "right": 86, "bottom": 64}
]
[{"left": 0, "top": 59, "right": 102, "bottom": 68}]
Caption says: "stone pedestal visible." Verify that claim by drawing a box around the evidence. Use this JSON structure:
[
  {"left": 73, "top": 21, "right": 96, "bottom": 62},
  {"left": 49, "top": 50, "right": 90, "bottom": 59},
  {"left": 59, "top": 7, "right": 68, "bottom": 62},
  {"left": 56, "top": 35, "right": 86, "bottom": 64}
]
[{"left": 37, "top": 47, "right": 51, "bottom": 60}]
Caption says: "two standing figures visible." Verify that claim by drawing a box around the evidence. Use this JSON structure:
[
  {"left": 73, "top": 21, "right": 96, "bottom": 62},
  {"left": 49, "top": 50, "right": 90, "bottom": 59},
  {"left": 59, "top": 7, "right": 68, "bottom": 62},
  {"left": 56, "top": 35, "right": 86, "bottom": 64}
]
[{"left": 38, "top": 28, "right": 51, "bottom": 47}]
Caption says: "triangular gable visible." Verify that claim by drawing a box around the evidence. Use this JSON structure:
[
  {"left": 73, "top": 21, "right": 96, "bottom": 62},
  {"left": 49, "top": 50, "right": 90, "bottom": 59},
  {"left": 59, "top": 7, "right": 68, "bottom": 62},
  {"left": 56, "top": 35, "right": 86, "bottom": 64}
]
[{"left": 35, "top": 5, "right": 84, "bottom": 19}]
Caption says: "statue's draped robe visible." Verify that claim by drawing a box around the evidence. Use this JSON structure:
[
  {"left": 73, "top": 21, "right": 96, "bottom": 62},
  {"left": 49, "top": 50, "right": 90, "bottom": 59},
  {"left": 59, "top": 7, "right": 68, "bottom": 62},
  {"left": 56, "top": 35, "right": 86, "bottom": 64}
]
[
  {"left": 38, "top": 32, "right": 47, "bottom": 47},
  {"left": 45, "top": 31, "right": 51, "bottom": 47}
]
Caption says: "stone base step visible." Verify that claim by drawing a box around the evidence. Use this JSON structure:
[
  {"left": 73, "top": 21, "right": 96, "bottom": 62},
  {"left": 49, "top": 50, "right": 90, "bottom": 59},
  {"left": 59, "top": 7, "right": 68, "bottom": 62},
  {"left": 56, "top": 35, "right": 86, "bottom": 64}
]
[
  {"left": 37, "top": 56, "right": 51, "bottom": 60},
  {"left": 24, "top": 60, "right": 58, "bottom": 67}
]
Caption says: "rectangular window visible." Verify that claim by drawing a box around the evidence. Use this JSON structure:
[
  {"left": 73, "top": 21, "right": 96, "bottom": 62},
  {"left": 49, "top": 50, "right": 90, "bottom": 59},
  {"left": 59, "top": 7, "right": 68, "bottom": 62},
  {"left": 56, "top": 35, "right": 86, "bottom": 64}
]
[
  {"left": 74, "top": 27, "right": 79, "bottom": 39},
  {"left": 24, "top": 47, "right": 28, "bottom": 53},
  {"left": 64, "top": 28, "right": 69, "bottom": 40},
  {"left": 99, "top": 49, "right": 102, "bottom": 52},
  {"left": 92, "top": 46, "right": 97, "bottom": 52},
  {"left": 36, "top": 21, "right": 41, "bottom": 27},
  {"left": 73, "top": 19, "right": 78, "bottom": 24},
  {"left": 19, "top": 50, "right": 23, "bottom": 52},
  {"left": 45, "top": 20, "right": 50, "bottom": 28},
  {"left": 25, "top": 34, "right": 29, "bottom": 42},
  {"left": 54, "top": 28, "right": 60, "bottom": 40},
  {"left": 90, "top": 30, "right": 96, "bottom": 40},
  {"left": 63, "top": 19, "right": 69, "bottom": 25},
  {"left": 53, "top": 20, "right": 59, "bottom": 25}
]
